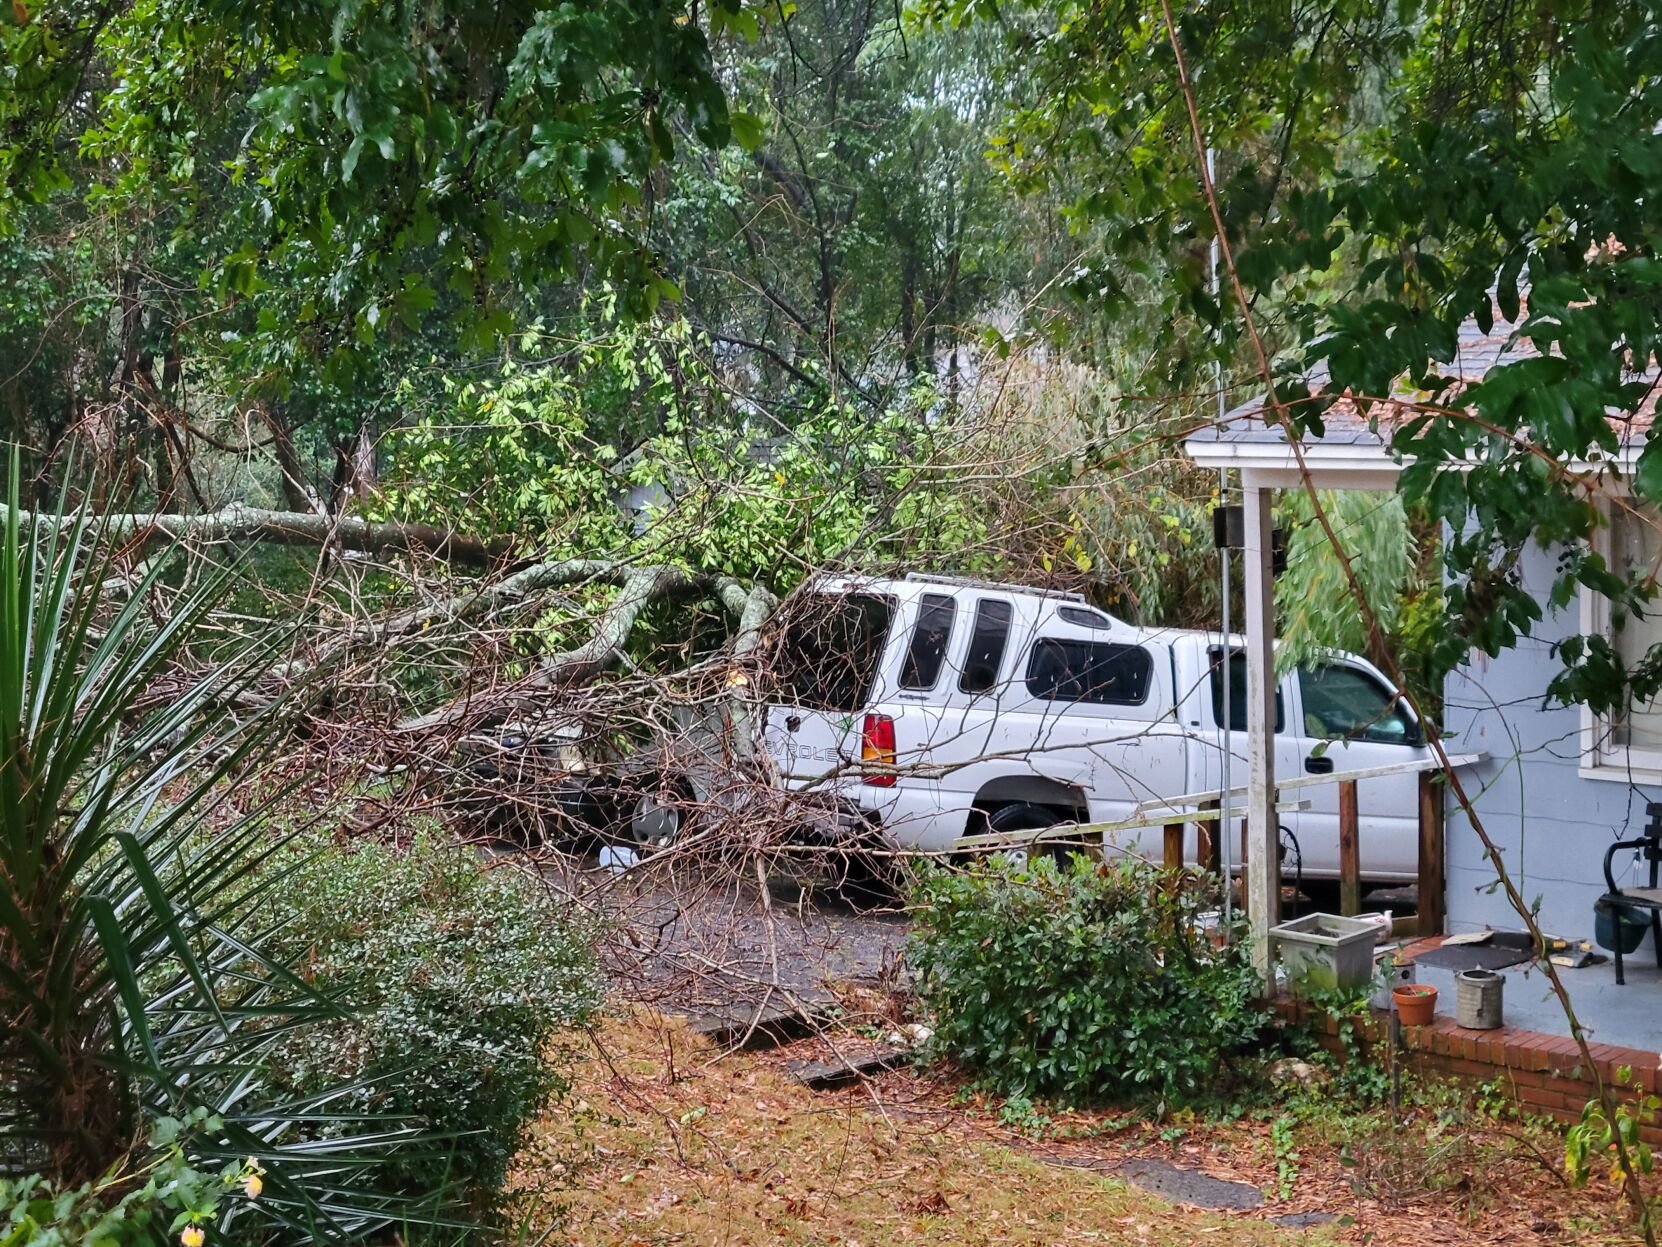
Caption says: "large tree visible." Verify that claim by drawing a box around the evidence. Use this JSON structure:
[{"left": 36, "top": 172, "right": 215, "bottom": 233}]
[
  {"left": 932, "top": 0, "right": 1662, "bottom": 712},
  {"left": 0, "top": 0, "right": 760, "bottom": 499}
]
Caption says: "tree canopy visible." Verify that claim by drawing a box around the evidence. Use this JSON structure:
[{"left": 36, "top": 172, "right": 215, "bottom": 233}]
[{"left": 925, "top": 0, "right": 1662, "bottom": 716}]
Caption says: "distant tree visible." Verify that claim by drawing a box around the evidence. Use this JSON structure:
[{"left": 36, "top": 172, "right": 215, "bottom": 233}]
[
  {"left": 0, "top": 0, "right": 760, "bottom": 498},
  {"left": 651, "top": 4, "right": 1071, "bottom": 419},
  {"left": 929, "top": 0, "right": 1662, "bottom": 718}
]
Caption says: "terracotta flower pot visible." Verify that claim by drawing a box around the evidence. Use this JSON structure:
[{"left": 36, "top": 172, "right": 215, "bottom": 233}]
[{"left": 1392, "top": 982, "right": 1438, "bottom": 1026}]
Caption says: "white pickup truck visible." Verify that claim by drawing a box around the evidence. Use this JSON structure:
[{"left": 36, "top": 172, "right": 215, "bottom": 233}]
[{"left": 759, "top": 573, "right": 1431, "bottom": 881}]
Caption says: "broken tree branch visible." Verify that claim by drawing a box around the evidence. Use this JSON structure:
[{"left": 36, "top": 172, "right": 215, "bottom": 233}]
[
  {"left": 391, "top": 564, "right": 778, "bottom": 733},
  {"left": 17, "top": 505, "right": 516, "bottom": 566}
]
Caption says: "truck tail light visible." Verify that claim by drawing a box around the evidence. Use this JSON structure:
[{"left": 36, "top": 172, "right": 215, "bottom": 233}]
[{"left": 861, "top": 713, "right": 896, "bottom": 787}]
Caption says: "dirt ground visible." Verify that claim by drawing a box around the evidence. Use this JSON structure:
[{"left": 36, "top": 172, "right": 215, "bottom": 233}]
[{"left": 514, "top": 1011, "right": 1649, "bottom": 1247}]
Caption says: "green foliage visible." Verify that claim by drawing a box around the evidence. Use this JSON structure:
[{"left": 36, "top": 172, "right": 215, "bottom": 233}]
[
  {"left": 935, "top": 354, "right": 1222, "bottom": 625},
  {"left": 1565, "top": 1066, "right": 1657, "bottom": 1191},
  {"left": 996, "top": 1093, "right": 1053, "bottom": 1138},
  {"left": 1288, "top": 975, "right": 1392, "bottom": 1105},
  {"left": 640, "top": 395, "right": 993, "bottom": 583},
  {"left": 0, "top": 213, "right": 112, "bottom": 446},
  {"left": 0, "top": 458, "right": 452, "bottom": 1237},
  {"left": 374, "top": 363, "right": 628, "bottom": 551},
  {"left": 260, "top": 832, "right": 605, "bottom": 1216},
  {"left": 2, "top": 1113, "right": 263, "bottom": 1247},
  {"left": 1275, "top": 489, "right": 1413, "bottom": 672},
  {"left": 0, "top": 0, "right": 781, "bottom": 504},
  {"left": 17, "top": 0, "right": 757, "bottom": 354},
  {"left": 654, "top": 9, "right": 1055, "bottom": 416},
  {"left": 1269, "top": 1112, "right": 1299, "bottom": 1201},
  {"left": 937, "top": 0, "right": 1662, "bottom": 725},
  {"left": 908, "top": 855, "right": 1264, "bottom": 1108},
  {"left": 373, "top": 319, "right": 996, "bottom": 587}
]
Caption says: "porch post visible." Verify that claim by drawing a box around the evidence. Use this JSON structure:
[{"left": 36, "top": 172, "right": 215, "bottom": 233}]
[
  {"left": 1243, "top": 481, "right": 1280, "bottom": 993},
  {"left": 1418, "top": 769, "right": 1446, "bottom": 935}
]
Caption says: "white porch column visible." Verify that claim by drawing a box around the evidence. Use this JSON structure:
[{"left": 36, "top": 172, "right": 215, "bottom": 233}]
[{"left": 1242, "top": 482, "right": 1280, "bottom": 993}]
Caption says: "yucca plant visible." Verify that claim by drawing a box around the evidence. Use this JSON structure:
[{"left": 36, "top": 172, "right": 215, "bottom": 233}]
[{"left": 0, "top": 458, "right": 457, "bottom": 1241}]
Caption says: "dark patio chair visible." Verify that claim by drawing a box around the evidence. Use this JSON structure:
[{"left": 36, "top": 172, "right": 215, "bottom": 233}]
[{"left": 1599, "top": 801, "right": 1662, "bottom": 986}]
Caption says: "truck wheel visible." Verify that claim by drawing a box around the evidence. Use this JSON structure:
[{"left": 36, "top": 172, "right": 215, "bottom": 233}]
[
  {"left": 983, "top": 802, "right": 1089, "bottom": 868},
  {"left": 620, "top": 773, "right": 696, "bottom": 850},
  {"left": 776, "top": 803, "right": 900, "bottom": 911}
]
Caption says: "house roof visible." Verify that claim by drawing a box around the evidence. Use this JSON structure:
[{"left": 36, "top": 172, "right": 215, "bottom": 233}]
[{"left": 1187, "top": 313, "right": 1658, "bottom": 488}]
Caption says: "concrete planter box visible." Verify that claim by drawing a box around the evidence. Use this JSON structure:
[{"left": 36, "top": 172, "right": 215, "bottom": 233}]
[{"left": 1272, "top": 913, "right": 1379, "bottom": 997}]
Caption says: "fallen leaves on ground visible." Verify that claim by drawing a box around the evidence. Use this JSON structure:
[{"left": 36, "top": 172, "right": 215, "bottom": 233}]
[
  {"left": 755, "top": 1031, "right": 1646, "bottom": 1247},
  {"left": 512, "top": 1009, "right": 1339, "bottom": 1246}
]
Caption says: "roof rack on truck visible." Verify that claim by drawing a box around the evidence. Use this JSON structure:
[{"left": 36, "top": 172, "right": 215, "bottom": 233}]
[{"left": 900, "top": 571, "right": 1090, "bottom": 603}]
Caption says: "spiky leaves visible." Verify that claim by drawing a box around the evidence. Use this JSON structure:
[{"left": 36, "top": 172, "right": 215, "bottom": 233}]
[{"left": 0, "top": 457, "right": 456, "bottom": 1240}]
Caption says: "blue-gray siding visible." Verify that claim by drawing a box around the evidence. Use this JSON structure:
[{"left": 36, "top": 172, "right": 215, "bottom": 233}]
[{"left": 1443, "top": 539, "right": 1662, "bottom": 941}]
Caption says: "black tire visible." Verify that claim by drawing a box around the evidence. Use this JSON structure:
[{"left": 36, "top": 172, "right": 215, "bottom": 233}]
[
  {"left": 452, "top": 755, "right": 547, "bottom": 848},
  {"left": 817, "top": 812, "right": 903, "bottom": 911},
  {"left": 983, "top": 801, "right": 1090, "bottom": 866}
]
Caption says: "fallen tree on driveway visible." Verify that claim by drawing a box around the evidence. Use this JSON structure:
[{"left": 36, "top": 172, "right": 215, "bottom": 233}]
[{"left": 46, "top": 505, "right": 781, "bottom": 735}]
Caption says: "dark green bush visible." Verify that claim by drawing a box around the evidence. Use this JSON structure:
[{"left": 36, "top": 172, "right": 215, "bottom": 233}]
[
  {"left": 261, "top": 832, "right": 604, "bottom": 1217},
  {"left": 908, "top": 855, "right": 1264, "bottom": 1107}
]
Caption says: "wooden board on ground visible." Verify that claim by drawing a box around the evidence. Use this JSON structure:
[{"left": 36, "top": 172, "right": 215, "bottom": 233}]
[
  {"left": 787, "top": 1045, "right": 910, "bottom": 1090},
  {"left": 684, "top": 1000, "right": 833, "bottom": 1051}
]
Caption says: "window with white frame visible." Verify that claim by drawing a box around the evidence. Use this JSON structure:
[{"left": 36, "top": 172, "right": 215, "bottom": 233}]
[{"left": 1590, "top": 499, "right": 1662, "bottom": 771}]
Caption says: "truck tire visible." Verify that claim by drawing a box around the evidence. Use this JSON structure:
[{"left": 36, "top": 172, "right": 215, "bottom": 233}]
[
  {"left": 983, "top": 802, "right": 1090, "bottom": 867},
  {"left": 780, "top": 803, "right": 900, "bottom": 911},
  {"left": 618, "top": 771, "right": 697, "bottom": 850}
]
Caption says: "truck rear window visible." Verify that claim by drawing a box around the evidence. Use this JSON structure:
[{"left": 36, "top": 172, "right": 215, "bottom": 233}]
[
  {"left": 958, "top": 599, "right": 1014, "bottom": 694},
  {"left": 900, "top": 594, "right": 956, "bottom": 690},
  {"left": 768, "top": 593, "right": 894, "bottom": 712},
  {"left": 1026, "top": 639, "right": 1152, "bottom": 705}
]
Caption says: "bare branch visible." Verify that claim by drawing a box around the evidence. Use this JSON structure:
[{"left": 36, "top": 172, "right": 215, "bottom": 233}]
[{"left": 18, "top": 505, "right": 515, "bottom": 566}]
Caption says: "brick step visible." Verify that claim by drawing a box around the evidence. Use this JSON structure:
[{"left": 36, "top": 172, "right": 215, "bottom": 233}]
[{"left": 1274, "top": 996, "right": 1662, "bottom": 1141}]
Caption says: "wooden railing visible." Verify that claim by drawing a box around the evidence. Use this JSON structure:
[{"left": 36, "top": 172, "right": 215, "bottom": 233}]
[{"left": 959, "top": 752, "right": 1485, "bottom": 937}]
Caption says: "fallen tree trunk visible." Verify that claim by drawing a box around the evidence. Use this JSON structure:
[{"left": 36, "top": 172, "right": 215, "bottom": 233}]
[
  {"left": 392, "top": 563, "right": 778, "bottom": 733},
  {"left": 17, "top": 505, "right": 515, "bottom": 565},
  {"left": 36, "top": 502, "right": 783, "bottom": 734}
]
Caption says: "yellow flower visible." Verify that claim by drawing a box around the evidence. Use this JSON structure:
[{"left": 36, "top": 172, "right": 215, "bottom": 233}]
[
  {"left": 181, "top": 1226, "right": 205, "bottom": 1247},
  {"left": 241, "top": 1172, "right": 263, "bottom": 1200}
]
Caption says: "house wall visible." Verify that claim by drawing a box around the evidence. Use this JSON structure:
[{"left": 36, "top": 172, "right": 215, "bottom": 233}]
[{"left": 1442, "top": 539, "right": 1662, "bottom": 939}]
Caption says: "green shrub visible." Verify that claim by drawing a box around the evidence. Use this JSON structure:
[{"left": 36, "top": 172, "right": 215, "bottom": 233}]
[
  {"left": 2, "top": 1111, "right": 263, "bottom": 1247},
  {"left": 261, "top": 833, "right": 605, "bottom": 1217},
  {"left": 908, "top": 855, "right": 1264, "bottom": 1108}
]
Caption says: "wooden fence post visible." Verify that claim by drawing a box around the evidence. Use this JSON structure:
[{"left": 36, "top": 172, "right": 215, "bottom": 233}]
[
  {"left": 1163, "top": 822, "right": 1185, "bottom": 871},
  {"left": 1338, "top": 779, "right": 1360, "bottom": 917},
  {"left": 1418, "top": 768, "right": 1446, "bottom": 935}
]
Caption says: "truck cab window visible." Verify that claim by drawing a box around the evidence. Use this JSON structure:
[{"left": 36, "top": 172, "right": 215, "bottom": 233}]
[
  {"left": 900, "top": 594, "right": 956, "bottom": 690},
  {"left": 1298, "top": 663, "right": 1420, "bottom": 745},
  {"left": 958, "top": 599, "right": 1013, "bottom": 694},
  {"left": 1208, "top": 648, "right": 1285, "bottom": 732},
  {"left": 1026, "top": 640, "right": 1152, "bottom": 705}
]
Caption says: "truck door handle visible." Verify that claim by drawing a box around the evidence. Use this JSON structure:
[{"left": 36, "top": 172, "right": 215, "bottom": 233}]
[{"left": 1304, "top": 755, "right": 1334, "bottom": 775}]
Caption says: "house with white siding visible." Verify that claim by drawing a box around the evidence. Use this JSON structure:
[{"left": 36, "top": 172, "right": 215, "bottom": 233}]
[{"left": 1185, "top": 317, "right": 1662, "bottom": 953}]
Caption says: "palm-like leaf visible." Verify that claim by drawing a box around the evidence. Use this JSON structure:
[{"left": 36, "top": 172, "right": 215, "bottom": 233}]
[{"left": 0, "top": 457, "right": 457, "bottom": 1240}]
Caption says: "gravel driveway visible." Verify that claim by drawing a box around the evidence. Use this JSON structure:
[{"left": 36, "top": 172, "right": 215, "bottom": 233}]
[{"left": 533, "top": 852, "right": 912, "bottom": 1016}]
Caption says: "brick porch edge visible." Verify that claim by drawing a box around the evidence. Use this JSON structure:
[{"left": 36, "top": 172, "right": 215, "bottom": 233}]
[{"left": 1274, "top": 997, "right": 1662, "bottom": 1141}]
